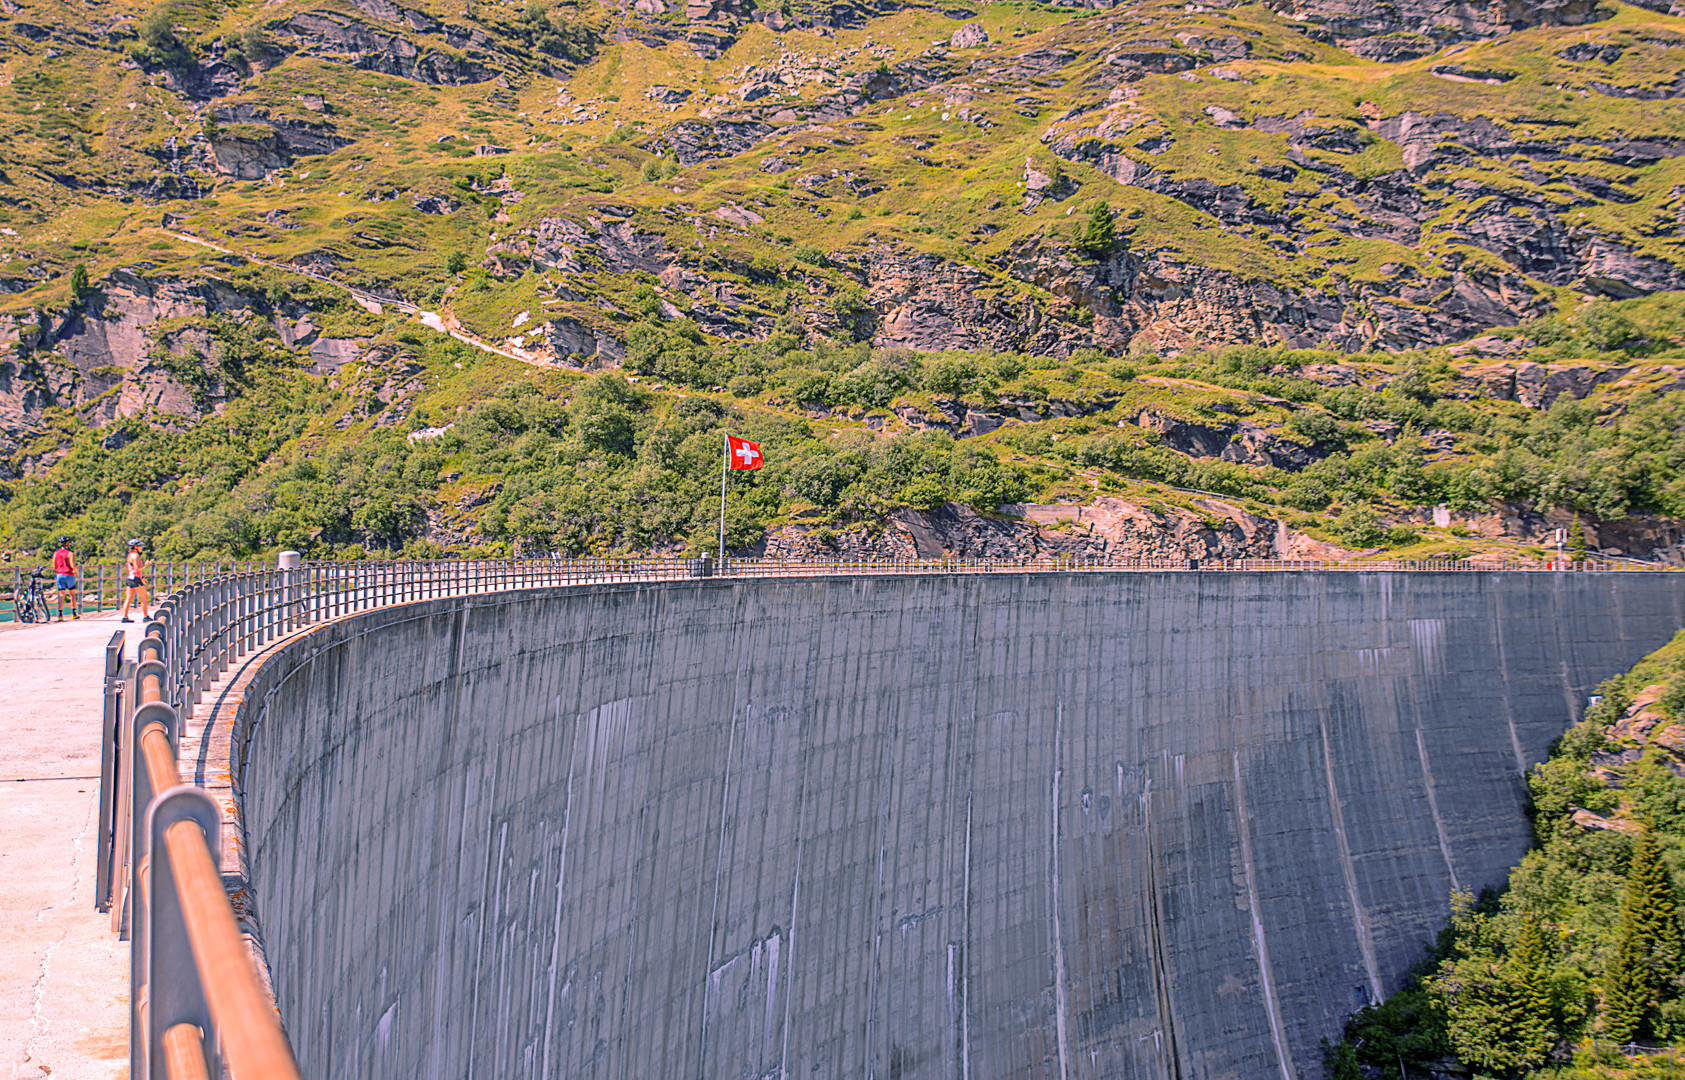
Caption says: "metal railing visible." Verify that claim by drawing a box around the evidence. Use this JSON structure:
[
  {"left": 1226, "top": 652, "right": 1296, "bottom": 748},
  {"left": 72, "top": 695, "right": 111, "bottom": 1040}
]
[
  {"left": 2, "top": 560, "right": 271, "bottom": 623},
  {"left": 96, "top": 550, "right": 1678, "bottom": 1079},
  {"left": 103, "top": 618, "right": 301, "bottom": 1079},
  {"left": 143, "top": 552, "right": 1678, "bottom": 728}
]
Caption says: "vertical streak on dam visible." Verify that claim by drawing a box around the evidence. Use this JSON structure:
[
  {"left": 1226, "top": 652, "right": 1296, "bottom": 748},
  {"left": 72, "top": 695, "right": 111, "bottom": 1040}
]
[{"left": 231, "top": 572, "right": 1685, "bottom": 1080}]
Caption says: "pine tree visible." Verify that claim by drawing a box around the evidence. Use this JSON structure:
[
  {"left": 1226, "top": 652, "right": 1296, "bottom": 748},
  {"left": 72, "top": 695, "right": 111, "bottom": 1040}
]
[
  {"left": 1510, "top": 916, "right": 1557, "bottom": 1065},
  {"left": 1568, "top": 514, "right": 1588, "bottom": 563},
  {"left": 1441, "top": 952, "right": 1533, "bottom": 1073},
  {"left": 1608, "top": 901, "right": 1652, "bottom": 1042},
  {"left": 1632, "top": 828, "right": 1683, "bottom": 989},
  {"left": 1074, "top": 202, "right": 1116, "bottom": 257},
  {"left": 1605, "top": 829, "right": 1685, "bottom": 1041}
]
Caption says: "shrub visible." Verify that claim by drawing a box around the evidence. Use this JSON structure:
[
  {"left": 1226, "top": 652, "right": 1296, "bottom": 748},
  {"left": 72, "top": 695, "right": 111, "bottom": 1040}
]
[{"left": 1329, "top": 504, "right": 1385, "bottom": 546}]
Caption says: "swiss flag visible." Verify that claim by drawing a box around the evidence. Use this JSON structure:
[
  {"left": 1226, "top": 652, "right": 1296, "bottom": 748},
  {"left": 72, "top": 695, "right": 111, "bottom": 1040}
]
[{"left": 727, "top": 434, "right": 763, "bottom": 470}]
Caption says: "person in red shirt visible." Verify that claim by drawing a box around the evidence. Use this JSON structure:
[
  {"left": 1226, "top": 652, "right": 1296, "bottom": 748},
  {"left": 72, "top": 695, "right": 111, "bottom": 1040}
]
[{"left": 51, "top": 537, "right": 78, "bottom": 622}]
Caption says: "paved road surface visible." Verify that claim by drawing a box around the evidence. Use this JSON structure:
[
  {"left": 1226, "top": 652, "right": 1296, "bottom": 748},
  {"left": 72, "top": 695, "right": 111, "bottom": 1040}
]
[{"left": 1, "top": 613, "right": 129, "bottom": 1080}]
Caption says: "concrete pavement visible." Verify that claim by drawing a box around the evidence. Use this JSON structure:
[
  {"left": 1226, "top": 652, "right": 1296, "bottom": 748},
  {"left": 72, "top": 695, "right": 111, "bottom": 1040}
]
[{"left": 1, "top": 612, "right": 129, "bottom": 1080}]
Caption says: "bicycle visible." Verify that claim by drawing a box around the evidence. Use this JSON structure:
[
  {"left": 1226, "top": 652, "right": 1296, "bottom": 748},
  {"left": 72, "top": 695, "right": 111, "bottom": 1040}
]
[{"left": 12, "top": 568, "right": 50, "bottom": 624}]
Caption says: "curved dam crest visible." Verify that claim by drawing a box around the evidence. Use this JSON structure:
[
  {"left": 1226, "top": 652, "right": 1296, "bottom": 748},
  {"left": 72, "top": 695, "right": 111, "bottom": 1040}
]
[{"left": 229, "top": 572, "right": 1685, "bottom": 1079}]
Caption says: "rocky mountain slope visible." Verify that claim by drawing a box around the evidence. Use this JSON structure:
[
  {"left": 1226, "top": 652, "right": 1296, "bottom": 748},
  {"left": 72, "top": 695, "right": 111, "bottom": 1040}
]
[{"left": 2, "top": 0, "right": 1685, "bottom": 562}]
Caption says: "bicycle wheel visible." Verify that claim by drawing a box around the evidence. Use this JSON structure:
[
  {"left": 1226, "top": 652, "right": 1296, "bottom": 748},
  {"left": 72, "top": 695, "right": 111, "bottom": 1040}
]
[{"left": 15, "top": 591, "right": 36, "bottom": 623}]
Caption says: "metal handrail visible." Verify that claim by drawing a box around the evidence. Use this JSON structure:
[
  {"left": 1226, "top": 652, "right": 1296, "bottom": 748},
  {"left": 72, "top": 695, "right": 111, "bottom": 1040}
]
[
  {"left": 104, "top": 549, "right": 1678, "bottom": 1078},
  {"left": 138, "top": 553, "right": 1676, "bottom": 730},
  {"left": 114, "top": 625, "right": 303, "bottom": 1080}
]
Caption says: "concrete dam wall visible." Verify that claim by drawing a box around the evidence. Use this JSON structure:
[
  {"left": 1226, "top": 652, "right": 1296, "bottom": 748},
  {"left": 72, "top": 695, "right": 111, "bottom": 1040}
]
[{"left": 232, "top": 572, "right": 1685, "bottom": 1080}]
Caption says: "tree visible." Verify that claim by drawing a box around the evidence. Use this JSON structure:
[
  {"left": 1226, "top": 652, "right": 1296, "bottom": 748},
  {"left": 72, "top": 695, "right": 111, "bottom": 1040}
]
[
  {"left": 68, "top": 263, "right": 90, "bottom": 303},
  {"left": 1568, "top": 513, "right": 1587, "bottom": 563},
  {"left": 1074, "top": 202, "right": 1116, "bottom": 257},
  {"left": 240, "top": 26, "right": 273, "bottom": 62},
  {"left": 1511, "top": 917, "right": 1557, "bottom": 1064},
  {"left": 135, "top": 2, "right": 192, "bottom": 70},
  {"left": 1605, "top": 828, "right": 1684, "bottom": 1041},
  {"left": 1432, "top": 894, "right": 1558, "bottom": 1074},
  {"left": 138, "top": 3, "right": 176, "bottom": 49},
  {"left": 1440, "top": 951, "right": 1535, "bottom": 1073},
  {"left": 445, "top": 250, "right": 467, "bottom": 276}
]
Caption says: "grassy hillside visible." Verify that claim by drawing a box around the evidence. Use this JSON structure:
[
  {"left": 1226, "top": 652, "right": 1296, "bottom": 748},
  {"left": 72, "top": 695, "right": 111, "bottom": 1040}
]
[
  {"left": 4, "top": 287, "right": 1685, "bottom": 561},
  {"left": 3, "top": 0, "right": 1685, "bottom": 561}
]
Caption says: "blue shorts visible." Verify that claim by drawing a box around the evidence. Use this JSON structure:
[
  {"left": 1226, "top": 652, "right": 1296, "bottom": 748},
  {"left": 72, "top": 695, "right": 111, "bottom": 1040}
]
[{"left": 56, "top": 574, "right": 76, "bottom": 590}]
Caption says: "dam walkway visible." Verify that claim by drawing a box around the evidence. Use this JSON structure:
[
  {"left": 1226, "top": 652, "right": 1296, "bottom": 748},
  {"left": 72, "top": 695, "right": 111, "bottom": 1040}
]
[{"left": 0, "top": 613, "right": 129, "bottom": 1080}]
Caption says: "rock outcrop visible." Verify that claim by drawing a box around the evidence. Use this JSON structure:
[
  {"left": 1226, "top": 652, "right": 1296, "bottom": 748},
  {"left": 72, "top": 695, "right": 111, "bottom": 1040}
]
[
  {"left": 274, "top": 11, "right": 499, "bottom": 84},
  {"left": 1264, "top": 0, "right": 1611, "bottom": 61},
  {"left": 758, "top": 495, "right": 1332, "bottom": 561},
  {"left": 0, "top": 271, "right": 370, "bottom": 474}
]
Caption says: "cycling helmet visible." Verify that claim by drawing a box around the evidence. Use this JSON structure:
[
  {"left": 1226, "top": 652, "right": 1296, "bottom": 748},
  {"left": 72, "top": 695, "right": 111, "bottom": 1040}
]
[
  {"left": 128, "top": 538, "right": 144, "bottom": 548},
  {"left": 58, "top": 536, "right": 71, "bottom": 545}
]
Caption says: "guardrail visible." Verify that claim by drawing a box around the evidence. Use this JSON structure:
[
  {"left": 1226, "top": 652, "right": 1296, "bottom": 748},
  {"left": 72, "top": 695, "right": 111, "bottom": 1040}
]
[
  {"left": 2, "top": 560, "right": 271, "bottom": 623},
  {"left": 98, "top": 549, "right": 1678, "bottom": 1078},
  {"left": 142, "top": 552, "right": 1680, "bottom": 727}
]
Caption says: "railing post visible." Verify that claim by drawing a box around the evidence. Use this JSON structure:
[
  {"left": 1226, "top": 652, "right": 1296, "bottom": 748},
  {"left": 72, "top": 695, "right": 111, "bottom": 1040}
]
[
  {"left": 277, "top": 551, "right": 301, "bottom": 634},
  {"left": 95, "top": 630, "right": 128, "bottom": 913},
  {"left": 143, "top": 787, "right": 222, "bottom": 1080},
  {"left": 128, "top": 650, "right": 176, "bottom": 1068}
]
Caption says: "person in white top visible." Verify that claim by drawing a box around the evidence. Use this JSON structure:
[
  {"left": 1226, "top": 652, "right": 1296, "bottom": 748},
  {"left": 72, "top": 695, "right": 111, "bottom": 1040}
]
[{"left": 120, "top": 539, "right": 150, "bottom": 624}]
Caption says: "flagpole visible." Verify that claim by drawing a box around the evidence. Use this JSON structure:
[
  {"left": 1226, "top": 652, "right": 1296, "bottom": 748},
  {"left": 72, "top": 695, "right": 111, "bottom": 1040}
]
[{"left": 718, "top": 430, "right": 729, "bottom": 561}]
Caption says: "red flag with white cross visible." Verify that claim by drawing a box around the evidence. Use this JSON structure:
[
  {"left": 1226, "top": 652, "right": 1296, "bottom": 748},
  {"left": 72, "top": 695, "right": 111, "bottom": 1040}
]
[{"left": 727, "top": 434, "right": 763, "bottom": 471}]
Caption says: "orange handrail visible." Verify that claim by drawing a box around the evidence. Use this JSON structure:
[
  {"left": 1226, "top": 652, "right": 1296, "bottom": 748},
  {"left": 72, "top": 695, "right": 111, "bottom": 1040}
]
[
  {"left": 161, "top": 1022, "right": 212, "bottom": 1080},
  {"left": 164, "top": 818, "right": 301, "bottom": 1078}
]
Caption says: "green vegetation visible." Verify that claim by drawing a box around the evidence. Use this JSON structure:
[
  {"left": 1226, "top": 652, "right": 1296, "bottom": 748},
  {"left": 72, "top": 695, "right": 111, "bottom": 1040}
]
[
  {"left": 1074, "top": 202, "right": 1116, "bottom": 258},
  {"left": 8, "top": 283, "right": 1685, "bottom": 562},
  {"left": 0, "top": 0, "right": 1684, "bottom": 568},
  {"left": 0, "top": 321, "right": 1034, "bottom": 558},
  {"left": 1327, "top": 630, "right": 1685, "bottom": 1077}
]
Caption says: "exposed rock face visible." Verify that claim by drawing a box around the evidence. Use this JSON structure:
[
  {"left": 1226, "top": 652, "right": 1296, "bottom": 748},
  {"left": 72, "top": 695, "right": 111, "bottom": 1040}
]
[
  {"left": 1449, "top": 360, "right": 1685, "bottom": 409},
  {"left": 654, "top": 119, "right": 776, "bottom": 166},
  {"left": 543, "top": 316, "right": 623, "bottom": 364},
  {"left": 524, "top": 212, "right": 671, "bottom": 276},
  {"left": 0, "top": 271, "right": 370, "bottom": 473},
  {"left": 410, "top": 192, "right": 460, "bottom": 215},
  {"left": 891, "top": 391, "right": 1122, "bottom": 435},
  {"left": 852, "top": 228, "right": 1554, "bottom": 357},
  {"left": 275, "top": 11, "right": 496, "bottom": 84},
  {"left": 865, "top": 245, "right": 1058, "bottom": 353},
  {"left": 758, "top": 496, "right": 1331, "bottom": 561},
  {"left": 1138, "top": 409, "right": 1326, "bottom": 470},
  {"left": 1037, "top": 100, "right": 1685, "bottom": 342},
  {"left": 206, "top": 106, "right": 352, "bottom": 178},
  {"left": 207, "top": 136, "right": 285, "bottom": 180},
  {"left": 1264, "top": 0, "right": 1610, "bottom": 60}
]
